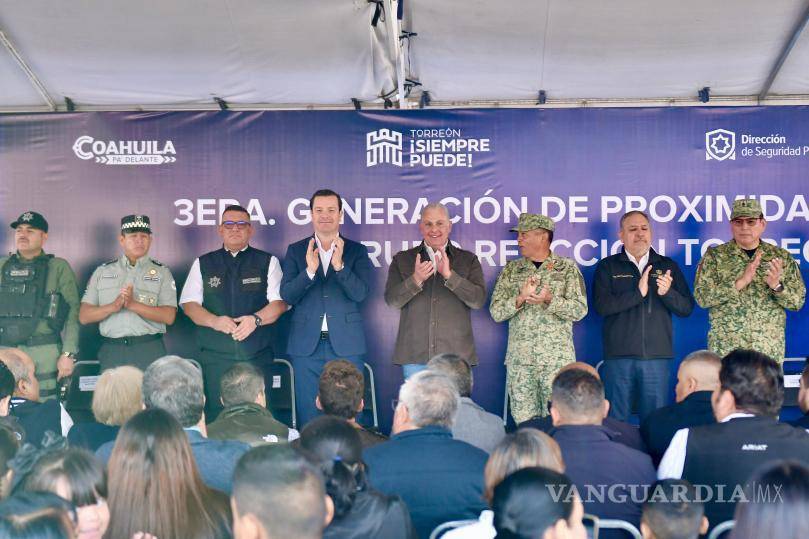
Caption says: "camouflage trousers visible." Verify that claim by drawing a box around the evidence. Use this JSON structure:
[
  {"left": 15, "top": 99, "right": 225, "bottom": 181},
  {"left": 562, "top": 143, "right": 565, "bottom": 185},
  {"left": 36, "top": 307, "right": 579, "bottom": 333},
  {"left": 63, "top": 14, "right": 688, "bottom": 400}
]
[
  {"left": 507, "top": 359, "right": 572, "bottom": 424},
  {"left": 17, "top": 343, "right": 60, "bottom": 401}
]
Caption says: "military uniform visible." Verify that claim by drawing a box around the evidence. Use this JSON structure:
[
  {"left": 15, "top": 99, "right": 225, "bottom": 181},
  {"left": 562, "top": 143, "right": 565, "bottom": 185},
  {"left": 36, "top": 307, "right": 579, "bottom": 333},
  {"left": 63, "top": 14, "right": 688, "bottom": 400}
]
[
  {"left": 0, "top": 212, "right": 79, "bottom": 400},
  {"left": 490, "top": 214, "right": 588, "bottom": 422},
  {"left": 694, "top": 202, "right": 805, "bottom": 361}
]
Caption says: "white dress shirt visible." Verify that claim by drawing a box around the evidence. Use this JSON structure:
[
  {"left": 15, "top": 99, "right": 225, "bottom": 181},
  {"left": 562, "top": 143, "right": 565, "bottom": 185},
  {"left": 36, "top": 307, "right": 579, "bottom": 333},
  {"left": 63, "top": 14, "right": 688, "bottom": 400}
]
[
  {"left": 657, "top": 412, "right": 755, "bottom": 479},
  {"left": 305, "top": 235, "right": 337, "bottom": 331},
  {"left": 179, "top": 246, "right": 284, "bottom": 306},
  {"left": 627, "top": 249, "right": 650, "bottom": 274},
  {"left": 424, "top": 242, "right": 448, "bottom": 276}
]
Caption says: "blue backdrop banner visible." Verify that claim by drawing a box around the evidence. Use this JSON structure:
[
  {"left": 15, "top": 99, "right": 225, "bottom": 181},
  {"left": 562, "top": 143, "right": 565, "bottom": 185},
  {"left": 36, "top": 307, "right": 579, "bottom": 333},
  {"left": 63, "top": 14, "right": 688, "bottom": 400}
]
[{"left": 2, "top": 107, "right": 808, "bottom": 427}]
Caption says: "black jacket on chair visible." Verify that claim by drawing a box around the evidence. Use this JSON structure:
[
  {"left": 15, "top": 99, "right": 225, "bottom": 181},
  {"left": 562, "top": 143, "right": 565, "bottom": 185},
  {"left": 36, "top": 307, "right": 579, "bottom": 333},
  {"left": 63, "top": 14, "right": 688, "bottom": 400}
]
[{"left": 640, "top": 391, "right": 715, "bottom": 465}]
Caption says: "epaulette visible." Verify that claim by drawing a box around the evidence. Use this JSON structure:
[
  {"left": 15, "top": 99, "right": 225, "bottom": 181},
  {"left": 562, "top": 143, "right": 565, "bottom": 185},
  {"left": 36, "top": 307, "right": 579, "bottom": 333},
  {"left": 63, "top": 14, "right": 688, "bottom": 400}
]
[
  {"left": 151, "top": 259, "right": 164, "bottom": 267},
  {"left": 101, "top": 258, "right": 118, "bottom": 266}
]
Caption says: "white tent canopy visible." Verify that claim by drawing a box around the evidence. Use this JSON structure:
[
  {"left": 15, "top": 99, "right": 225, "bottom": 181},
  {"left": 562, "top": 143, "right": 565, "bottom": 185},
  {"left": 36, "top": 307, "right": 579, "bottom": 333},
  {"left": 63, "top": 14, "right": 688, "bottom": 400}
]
[{"left": 2, "top": 0, "right": 809, "bottom": 111}]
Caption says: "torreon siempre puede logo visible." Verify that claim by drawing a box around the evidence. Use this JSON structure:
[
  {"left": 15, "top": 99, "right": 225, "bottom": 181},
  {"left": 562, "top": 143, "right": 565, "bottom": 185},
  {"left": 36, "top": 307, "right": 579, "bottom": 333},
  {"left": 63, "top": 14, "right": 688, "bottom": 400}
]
[
  {"left": 72, "top": 136, "right": 177, "bottom": 165},
  {"left": 366, "top": 129, "right": 403, "bottom": 166},
  {"left": 366, "top": 127, "right": 491, "bottom": 168},
  {"left": 705, "top": 128, "right": 736, "bottom": 161}
]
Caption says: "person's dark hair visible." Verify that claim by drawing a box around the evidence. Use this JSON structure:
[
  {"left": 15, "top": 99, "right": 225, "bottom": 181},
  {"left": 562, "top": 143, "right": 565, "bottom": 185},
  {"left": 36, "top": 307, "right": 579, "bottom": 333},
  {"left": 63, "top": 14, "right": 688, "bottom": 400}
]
[
  {"left": 309, "top": 189, "right": 343, "bottom": 211},
  {"left": 0, "top": 425, "right": 20, "bottom": 499},
  {"left": 220, "top": 204, "right": 250, "bottom": 221},
  {"left": 620, "top": 210, "right": 651, "bottom": 229},
  {"left": 24, "top": 447, "right": 106, "bottom": 507},
  {"left": 220, "top": 363, "right": 264, "bottom": 408},
  {"left": 801, "top": 361, "right": 809, "bottom": 388},
  {"left": 0, "top": 362, "right": 15, "bottom": 401},
  {"left": 299, "top": 416, "right": 367, "bottom": 519},
  {"left": 0, "top": 491, "right": 75, "bottom": 539},
  {"left": 427, "top": 353, "right": 473, "bottom": 398},
  {"left": 720, "top": 349, "right": 783, "bottom": 417},
  {"left": 233, "top": 444, "right": 326, "bottom": 539},
  {"left": 142, "top": 355, "right": 205, "bottom": 428},
  {"left": 318, "top": 360, "right": 364, "bottom": 420},
  {"left": 106, "top": 408, "right": 230, "bottom": 539},
  {"left": 492, "top": 467, "right": 576, "bottom": 539},
  {"left": 546, "top": 229, "right": 554, "bottom": 244},
  {"left": 732, "top": 460, "right": 809, "bottom": 539},
  {"left": 642, "top": 479, "right": 704, "bottom": 539},
  {"left": 551, "top": 369, "right": 604, "bottom": 419}
]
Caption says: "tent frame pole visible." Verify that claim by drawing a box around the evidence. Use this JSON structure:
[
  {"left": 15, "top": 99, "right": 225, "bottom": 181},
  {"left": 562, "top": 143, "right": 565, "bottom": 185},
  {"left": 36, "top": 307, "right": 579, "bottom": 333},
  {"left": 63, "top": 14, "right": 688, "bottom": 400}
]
[
  {"left": 758, "top": 2, "right": 809, "bottom": 100},
  {"left": 0, "top": 30, "right": 56, "bottom": 111},
  {"left": 384, "top": 0, "right": 406, "bottom": 108}
]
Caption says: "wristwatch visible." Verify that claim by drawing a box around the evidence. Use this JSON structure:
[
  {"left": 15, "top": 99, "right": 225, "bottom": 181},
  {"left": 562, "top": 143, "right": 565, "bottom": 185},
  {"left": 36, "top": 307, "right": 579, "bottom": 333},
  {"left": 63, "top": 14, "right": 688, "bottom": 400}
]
[
  {"left": 334, "top": 262, "right": 345, "bottom": 272},
  {"left": 62, "top": 352, "right": 77, "bottom": 362},
  {"left": 253, "top": 314, "right": 262, "bottom": 327}
]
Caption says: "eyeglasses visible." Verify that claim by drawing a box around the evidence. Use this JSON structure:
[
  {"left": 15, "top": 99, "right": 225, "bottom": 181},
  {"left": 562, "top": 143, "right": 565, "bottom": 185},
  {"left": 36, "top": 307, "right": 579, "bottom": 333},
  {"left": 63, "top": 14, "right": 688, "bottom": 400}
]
[
  {"left": 731, "top": 218, "right": 761, "bottom": 227},
  {"left": 222, "top": 220, "right": 251, "bottom": 230}
]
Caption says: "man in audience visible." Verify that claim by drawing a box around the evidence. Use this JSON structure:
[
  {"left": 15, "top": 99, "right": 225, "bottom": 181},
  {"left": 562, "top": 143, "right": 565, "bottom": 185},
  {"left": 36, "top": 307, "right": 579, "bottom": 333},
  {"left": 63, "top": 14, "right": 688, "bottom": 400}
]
[
  {"left": 426, "top": 353, "right": 504, "bottom": 453},
  {"left": 97, "top": 355, "right": 249, "bottom": 493},
  {"left": 518, "top": 362, "right": 647, "bottom": 453},
  {"left": 0, "top": 360, "right": 24, "bottom": 442},
  {"left": 364, "top": 370, "right": 488, "bottom": 538},
  {"left": 232, "top": 444, "right": 332, "bottom": 539},
  {"left": 658, "top": 349, "right": 809, "bottom": 529},
  {"left": 640, "top": 479, "right": 708, "bottom": 539},
  {"left": 384, "top": 202, "right": 486, "bottom": 379},
  {"left": 790, "top": 362, "right": 809, "bottom": 429},
  {"left": 641, "top": 350, "right": 720, "bottom": 465},
  {"left": 207, "top": 363, "right": 298, "bottom": 445},
  {"left": 0, "top": 347, "right": 71, "bottom": 445},
  {"left": 316, "top": 360, "right": 386, "bottom": 448},
  {"left": 549, "top": 368, "right": 656, "bottom": 532}
]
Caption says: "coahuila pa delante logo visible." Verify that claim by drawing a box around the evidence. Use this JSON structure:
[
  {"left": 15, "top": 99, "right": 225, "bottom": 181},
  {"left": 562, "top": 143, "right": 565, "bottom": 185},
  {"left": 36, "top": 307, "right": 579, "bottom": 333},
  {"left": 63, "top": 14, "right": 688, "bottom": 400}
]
[
  {"left": 705, "top": 128, "right": 736, "bottom": 161},
  {"left": 73, "top": 136, "right": 177, "bottom": 165},
  {"left": 366, "top": 128, "right": 491, "bottom": 168}
]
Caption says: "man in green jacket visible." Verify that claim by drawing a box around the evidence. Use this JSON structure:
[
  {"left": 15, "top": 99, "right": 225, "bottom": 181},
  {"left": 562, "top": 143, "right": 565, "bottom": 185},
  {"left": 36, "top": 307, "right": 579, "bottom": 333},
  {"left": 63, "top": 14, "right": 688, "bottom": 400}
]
[{"left": 0, "top": 211, "right": 79, "bottom": 400}]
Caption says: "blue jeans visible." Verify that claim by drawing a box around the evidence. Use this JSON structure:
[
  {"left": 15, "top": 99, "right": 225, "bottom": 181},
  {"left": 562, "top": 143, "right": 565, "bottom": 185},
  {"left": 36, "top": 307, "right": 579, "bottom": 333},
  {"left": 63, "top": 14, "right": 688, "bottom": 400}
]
[
  {"left": 601, "top": 357, "right": 671, "bottom": 423},
  {"left": 402, "top": 363, "right": 428, "bottom": 379},
  {"left": 290, "top": 338, "right": 364, "bottom": 429}
]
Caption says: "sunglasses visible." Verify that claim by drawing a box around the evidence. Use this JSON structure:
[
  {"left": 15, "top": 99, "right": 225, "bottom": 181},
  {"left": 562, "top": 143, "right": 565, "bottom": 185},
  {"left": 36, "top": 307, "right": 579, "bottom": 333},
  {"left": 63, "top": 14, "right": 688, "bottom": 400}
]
[{"left": 222, "top": 220, "right": 251, "bottom": 230}]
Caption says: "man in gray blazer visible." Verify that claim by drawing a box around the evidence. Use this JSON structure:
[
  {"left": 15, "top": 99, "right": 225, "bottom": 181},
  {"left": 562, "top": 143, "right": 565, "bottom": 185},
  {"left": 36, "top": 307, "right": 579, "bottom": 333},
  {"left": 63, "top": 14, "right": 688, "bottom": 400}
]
[{"left": 384, "top": 202, "right": 487, "bottom": 378}]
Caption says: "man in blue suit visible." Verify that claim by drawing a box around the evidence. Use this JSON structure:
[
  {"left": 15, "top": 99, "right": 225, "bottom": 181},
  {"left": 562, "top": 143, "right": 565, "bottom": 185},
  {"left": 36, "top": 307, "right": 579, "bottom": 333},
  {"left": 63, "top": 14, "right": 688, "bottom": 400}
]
[{"left": 281, "top": 189, "right": 373, "bottom": 427}]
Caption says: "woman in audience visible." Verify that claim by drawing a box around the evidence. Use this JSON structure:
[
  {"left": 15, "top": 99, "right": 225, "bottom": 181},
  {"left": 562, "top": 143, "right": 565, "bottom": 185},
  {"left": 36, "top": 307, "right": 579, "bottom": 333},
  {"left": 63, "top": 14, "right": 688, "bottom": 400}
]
[
  {"left": 23, "top": 446, "right": 109, "bottom": 539},
  {"left": 68, "top": 366, "right": 143, "bottom": 452},
  {"left": 492, "top": 467, "right": 586, "bottom": 539},
  {"left": 0, "top": 491, "right": 77, "bottom": 539},
  {"left": 299, "top": 415, "right": 417, "bottom": 539},
  {"left": 732, "top": 460, "right": 809, "bottom": 539},
  {"left": 0, "top": 424, "right": 20, "bottom": 499},
  {"left": 105, "top": 408, "right": 231, "bottom": 539},
  {"left": 445, "top": 428, "right": 565, "bottom": 539}
]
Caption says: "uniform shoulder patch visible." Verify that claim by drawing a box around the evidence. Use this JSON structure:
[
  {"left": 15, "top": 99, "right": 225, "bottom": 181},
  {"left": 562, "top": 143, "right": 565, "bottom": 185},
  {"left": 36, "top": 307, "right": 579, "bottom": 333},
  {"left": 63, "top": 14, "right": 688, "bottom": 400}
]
[
  {"left": 151, "top": 259, "right": 164, "bottom": 267},
  {"left": 101, "top": 258, "right": 118, "bottom": 266}
]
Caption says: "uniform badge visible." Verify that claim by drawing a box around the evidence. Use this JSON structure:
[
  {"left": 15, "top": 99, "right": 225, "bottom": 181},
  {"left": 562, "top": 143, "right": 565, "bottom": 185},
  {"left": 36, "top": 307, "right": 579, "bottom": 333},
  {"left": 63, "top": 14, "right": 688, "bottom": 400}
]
[
  {"left": 21, "top": 212, "right": 33, "bottom": 222},
  {"left": 545, "top": 261, "right": 555, "bottom": 271},
  {"left": 262, "top": 434, "right": 279, "bottom": 443},
  {"left": 654, "top": 269, "right": 663, "bottom": 277},
  {"left": 101, "top": 274, "right": 118, "bottom": 279},
  {"left": 208, "top": 276, "right": 222, "bottom": 288},
  {"left": 143, "top": 268, "right": 160, "bottom": 281},
  {"left": 148, "top": 297, "right": 156, "bottom": 305}
]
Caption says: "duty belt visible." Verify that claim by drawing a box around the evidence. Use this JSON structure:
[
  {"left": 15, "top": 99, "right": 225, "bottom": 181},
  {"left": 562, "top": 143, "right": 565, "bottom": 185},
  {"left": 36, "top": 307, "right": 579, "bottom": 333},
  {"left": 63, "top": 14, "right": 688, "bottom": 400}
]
[
  {"left": 102, "top": 333, "right": 163, "bottom": 346},
  {"left": 0, "top": 332, "right": 61, "bottom": 348}
]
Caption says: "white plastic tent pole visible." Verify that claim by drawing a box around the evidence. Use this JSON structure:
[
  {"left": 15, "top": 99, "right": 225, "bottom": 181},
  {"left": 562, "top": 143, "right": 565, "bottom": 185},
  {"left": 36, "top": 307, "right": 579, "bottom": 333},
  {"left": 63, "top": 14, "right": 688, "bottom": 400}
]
[
  {"left": 758, "top": 2, "right": 809, "bottom": 100},
  {"left": 0, "top": 30, "right": 56, "bottom": 111},
  {"left": 384, "top": 0, "right": 406, "bottom": 108}
]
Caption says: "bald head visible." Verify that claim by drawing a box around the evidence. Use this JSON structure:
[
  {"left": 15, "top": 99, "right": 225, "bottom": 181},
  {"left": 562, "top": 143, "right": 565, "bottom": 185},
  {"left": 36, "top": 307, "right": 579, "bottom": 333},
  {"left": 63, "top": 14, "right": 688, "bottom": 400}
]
[
  {"left": 558, "top": 362, "right": 600, "bottom": 380},
  {"left": 675, "top": 350, "right": 721, "bottom": 403},
  {"left": 0, "top": 348, "right": 39, "bottom": 401}
]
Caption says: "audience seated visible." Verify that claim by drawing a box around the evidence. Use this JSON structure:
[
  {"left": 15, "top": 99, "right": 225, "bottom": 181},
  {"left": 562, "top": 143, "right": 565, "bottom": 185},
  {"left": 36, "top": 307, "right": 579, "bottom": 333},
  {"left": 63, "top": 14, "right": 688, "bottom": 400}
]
[
  {"left": 68, "top": 366, "right": 143, "bottom": 452},
  {"left": 549, "top": 368, "right": 656, "bottom": 533},
  {"left": 300, "top": 415, "right": 416, "bottom": 539},
  {"left": 22, "top": 447, "right": 109, "bottom": 539},
  {"left": 491, "top": 467, "right": 586, "bottom": 539},
  {"left": 640, "top": 479, "right": 707, "bottom": 539},
  {"left": 207, "top": 363, "right": 298, "bottom": 445},
  {"left": 426, "top": 353, "right": 505, "bottom": 453},
  {"left": 641, "top": 350, "right": 720, "bottom": 465},
  {"left": 731, "top": 460, "right": 809, "bottom": 539},
  {"left": 232, "top": 444, "right": 331, "bottom": 539},
  {"left": 789, "top": 363, "right": 809, "bottom": 429},
  {"left": 106, "top": 408, "right": 232, "bottom": 539},
  {"left": 0, "top": 348, "right": 71, "bottom": 446},
  {"left": 518, "top": 362, "right": 647, "bottom": 454},
  {"left": 317, "top": 360, "right": 387, "bottom": 448},
  {"left": 0, "top": 362, "right": 24, "bottom": 445},
  {"left": 444, "top": 428, "right": 565, "bottom": 539},
  {"left": 659, "top": 349, "right": 809, "bottom": 530},
  {"left": 96, "top": 355, "right": 249, "bottom": 494},
  {"left": 0, "top": 491, "right": 76, "bottom": 539},
  {"left": 363, "top": 370, "right": 488, "bottom": 538}
]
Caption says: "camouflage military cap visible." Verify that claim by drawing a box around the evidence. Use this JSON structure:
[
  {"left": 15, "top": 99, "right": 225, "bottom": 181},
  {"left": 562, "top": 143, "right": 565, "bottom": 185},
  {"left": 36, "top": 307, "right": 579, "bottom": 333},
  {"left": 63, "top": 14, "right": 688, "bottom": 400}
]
[
  {"left": 510, "top": 213, "right": 555, "bottom": 233},
  {"left": 10, "top": 211, "right": 48, "bottom": 232},
  {"left": 731, "top": 199, "right": 763, "bottom": 220},
  {"left": 121, "top": 214, "right": 151, "bottom": 234}
]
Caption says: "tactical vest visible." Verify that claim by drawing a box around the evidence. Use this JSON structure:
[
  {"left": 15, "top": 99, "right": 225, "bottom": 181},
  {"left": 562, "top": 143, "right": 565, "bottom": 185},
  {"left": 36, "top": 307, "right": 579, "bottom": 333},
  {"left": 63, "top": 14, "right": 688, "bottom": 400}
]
[
  {"left": 0, "top": 254, "right": 66, "bottom": 346},
  {"left": 198, "top": 247, "right": 274, "bottom": 358}
]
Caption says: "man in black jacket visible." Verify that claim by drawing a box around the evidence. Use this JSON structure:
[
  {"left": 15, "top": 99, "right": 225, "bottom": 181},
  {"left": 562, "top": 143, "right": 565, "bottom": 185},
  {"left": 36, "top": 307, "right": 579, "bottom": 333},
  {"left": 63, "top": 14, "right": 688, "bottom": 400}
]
[
  {"left": 594, "top": 211, "right": 694, "bottom": 421},
  {"left": 640, "top": 350, "right": 720, "bottom": 465}
]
